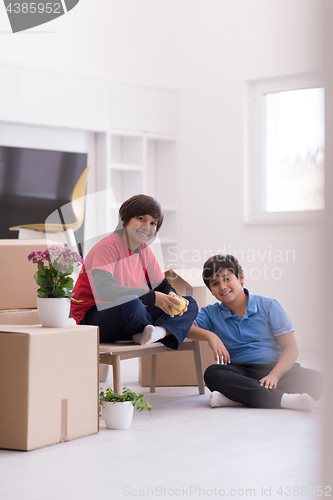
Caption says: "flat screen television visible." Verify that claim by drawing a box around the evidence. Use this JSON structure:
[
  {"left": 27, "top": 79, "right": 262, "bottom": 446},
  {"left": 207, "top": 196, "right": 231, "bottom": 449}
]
[{"left": 0, "top": 145, "right": 88, "bottom": 249}]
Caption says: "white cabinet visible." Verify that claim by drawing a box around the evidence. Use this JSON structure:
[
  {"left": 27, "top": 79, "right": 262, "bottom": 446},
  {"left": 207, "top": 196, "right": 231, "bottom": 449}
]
[
  {"left": 110, "top": 83, "right": 177, "bottom": 135},
  {"left": 96, "top": 130, "right": 178, "bottom": 269},
  {"left": 1, "top": 62, "right": 177, "bottom": 136},
  {"left": 0, "top": 65, "right": 19, "bottom": 122},
  {"left": 18, "top": 68, "right": 109, "bottom": 131}
]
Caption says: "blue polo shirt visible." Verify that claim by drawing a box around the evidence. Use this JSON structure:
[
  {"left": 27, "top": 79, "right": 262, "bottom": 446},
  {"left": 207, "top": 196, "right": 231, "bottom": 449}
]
[{"left": 194, "top": 289, "right": 294, "bottom": 364}]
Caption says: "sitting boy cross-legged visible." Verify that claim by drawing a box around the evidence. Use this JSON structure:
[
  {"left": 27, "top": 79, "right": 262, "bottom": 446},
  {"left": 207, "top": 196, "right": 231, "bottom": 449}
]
[
  {"left": 188, "top": 254, "right": 323, "bottom": 411},
  {"left": 71, "top": 194, "right": 198, "bottom": 349}
]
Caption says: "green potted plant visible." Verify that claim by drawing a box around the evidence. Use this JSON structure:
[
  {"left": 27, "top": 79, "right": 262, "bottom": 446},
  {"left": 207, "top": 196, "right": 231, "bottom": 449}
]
[
  {"left": 28, "top": 245, "right": 83, "bottom": 327},
  {"left": 99, "top": 386, "right": 152, "bottom": 430}
]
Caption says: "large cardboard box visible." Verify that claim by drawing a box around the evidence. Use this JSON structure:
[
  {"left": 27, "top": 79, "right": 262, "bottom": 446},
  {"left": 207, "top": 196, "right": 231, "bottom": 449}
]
[
  {"left": 0, "top": 239, "right": 51, "bottom": 310},
  {"left": 0, "top": 324, "right": 99, "bottom": 451},
  {"left": 0, "top": 309, "right": 39, "bottom": 325},
  {"left": 139, "top": 269, "right": 215, "bottom": 387}
]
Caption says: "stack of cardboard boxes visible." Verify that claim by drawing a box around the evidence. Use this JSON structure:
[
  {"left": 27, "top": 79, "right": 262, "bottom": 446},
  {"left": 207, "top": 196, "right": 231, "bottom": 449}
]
[
  {"left": 0, "top": 240, "right": 99, "bottom": 451},
  {"left": 0, "top": 239, "right": 45, "bottom": 325}
]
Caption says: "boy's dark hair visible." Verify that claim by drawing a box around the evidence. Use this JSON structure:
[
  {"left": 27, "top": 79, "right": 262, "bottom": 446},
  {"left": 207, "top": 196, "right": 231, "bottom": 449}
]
[
  {"left": 202, "top": 254, "right": 243, "bottom": 289},
  {"left": 119, "top": 194, "right": 164, "bottom": 232}
]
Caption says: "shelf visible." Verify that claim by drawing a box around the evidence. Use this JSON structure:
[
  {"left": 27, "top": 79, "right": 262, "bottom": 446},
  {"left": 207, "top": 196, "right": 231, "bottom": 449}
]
[
  {"left": 96, "top": 127, "right": 178, "bottom": 259},
  {"left": 146, "top": 138, "right": 177, "bottom": 208},
  {"left": 110, "top": 162, "right": 144, "bottom": 172},
  {"left": 110, "top": 134, "right": 143, "bottom": 164}
]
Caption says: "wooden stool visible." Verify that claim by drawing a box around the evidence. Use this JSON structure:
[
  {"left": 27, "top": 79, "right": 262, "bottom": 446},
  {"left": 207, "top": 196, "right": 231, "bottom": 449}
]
[{"left": 99, "top": 339, "right": 205, "bottom": 395}]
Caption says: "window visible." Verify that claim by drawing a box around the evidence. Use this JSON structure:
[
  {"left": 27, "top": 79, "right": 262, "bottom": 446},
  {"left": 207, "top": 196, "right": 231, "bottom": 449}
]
[{"left": 245, "top": 74, "right": 325, "bottom": 224}]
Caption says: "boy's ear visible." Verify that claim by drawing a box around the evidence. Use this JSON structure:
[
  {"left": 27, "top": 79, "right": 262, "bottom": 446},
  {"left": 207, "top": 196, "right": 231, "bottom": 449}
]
[{"left": 239, "top": 271, "right": 245, "bottom": 284}]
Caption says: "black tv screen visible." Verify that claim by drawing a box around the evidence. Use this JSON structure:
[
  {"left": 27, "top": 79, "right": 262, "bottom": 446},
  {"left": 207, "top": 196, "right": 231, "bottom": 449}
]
[{"left": 0, "top": 145, "right": 88, "bottom": 245}]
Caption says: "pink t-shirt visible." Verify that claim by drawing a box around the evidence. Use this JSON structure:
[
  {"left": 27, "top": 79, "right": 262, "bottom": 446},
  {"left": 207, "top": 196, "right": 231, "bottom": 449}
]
[{"left": 71, "top": 232, "right": 164, "bottom": 323}]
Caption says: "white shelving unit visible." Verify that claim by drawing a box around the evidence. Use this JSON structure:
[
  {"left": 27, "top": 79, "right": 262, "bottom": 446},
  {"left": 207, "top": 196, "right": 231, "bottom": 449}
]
[
  {"left": 96, "top": 130, "right": 178, "bottom": 269},
  {"left": 146, "top": 136, "right": 178, "bottom": 269}
]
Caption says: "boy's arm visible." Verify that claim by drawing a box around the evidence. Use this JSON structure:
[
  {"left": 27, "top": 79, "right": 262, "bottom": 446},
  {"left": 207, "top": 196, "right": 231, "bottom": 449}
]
[
  {"left": 259, "top": 331, "right": 299, "bottom": 389},
  {"left": 92, "top": 269, "right": 156, "bottom": 305},
  {"left": 187, "top": 323, "right": 231, "bottom": 365}
]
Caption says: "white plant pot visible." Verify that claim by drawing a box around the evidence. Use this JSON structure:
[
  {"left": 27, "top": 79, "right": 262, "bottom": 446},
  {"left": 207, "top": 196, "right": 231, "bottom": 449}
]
[
  {"left": 37, "top": 297, "right": 70, "bottom": 328},
  {"left": 102, "top": 401, "right": 134, "bottom": 430}
]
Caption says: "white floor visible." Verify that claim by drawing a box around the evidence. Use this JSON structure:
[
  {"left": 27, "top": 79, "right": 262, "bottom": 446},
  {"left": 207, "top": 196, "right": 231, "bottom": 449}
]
[{"left": 0, "top": 354, "right": 324, "bottom": 500}]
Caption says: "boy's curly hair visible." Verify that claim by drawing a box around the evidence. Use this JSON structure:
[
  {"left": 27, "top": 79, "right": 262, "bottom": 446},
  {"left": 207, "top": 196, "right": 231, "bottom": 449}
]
[
  {"left": 118, "top": 194, "right": 164, "bottom": 232},
  {"left": 202, "top": 254, "right": 243, "bottom": 289}
]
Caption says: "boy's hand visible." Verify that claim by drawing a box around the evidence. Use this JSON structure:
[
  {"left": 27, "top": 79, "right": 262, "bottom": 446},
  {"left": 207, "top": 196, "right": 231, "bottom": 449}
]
[
  {"left": 208, "top": 334, "right": 230, "bottom": 365},
  {"left": 168, "top": 292, "right": 188, "bottom": 316},
  {"left": 155, "top": 291, "right": 187, "bottom": 317},
  {"left": 259, "top": 373, "right": 279, "bottom": 389}
]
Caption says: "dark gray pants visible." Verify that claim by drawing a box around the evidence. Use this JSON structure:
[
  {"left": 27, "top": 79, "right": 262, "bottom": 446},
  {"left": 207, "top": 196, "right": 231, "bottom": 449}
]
[{"left": 204, "top": 363, "right": 324, "bottom": 408}]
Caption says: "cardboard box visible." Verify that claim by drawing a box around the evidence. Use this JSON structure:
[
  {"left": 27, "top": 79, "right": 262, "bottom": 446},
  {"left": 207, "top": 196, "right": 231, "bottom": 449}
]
[
  {"left": 0, "top": 324, "right": 99, "bottom": 451},
  {"left": 0, "top": 309, "right": 39, "bottom": 325},
  {"left": 0, "top": 239, "right": 52, "bottom": 310},
  {"left": 139, "top": 269, "right": 215, "bottom": 387}
]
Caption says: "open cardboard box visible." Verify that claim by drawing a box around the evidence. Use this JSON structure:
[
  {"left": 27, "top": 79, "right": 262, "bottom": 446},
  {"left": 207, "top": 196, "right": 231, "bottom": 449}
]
[
  {"left": 139, "top": 268, "right": 215, "bottom": 387},
  {"left": 0, "top": 324, "right": 99, "bottom": 451},
  {"left": 0, "top": 309, "right": 40, "bottom": 325}
]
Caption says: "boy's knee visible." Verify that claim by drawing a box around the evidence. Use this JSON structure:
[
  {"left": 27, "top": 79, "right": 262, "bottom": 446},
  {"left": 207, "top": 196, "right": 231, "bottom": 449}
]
[
  {"left": 204, "top": 363, "right": 222, "bottom": 387},
  {"left": 184, "top": 296, "right": 198, "bottom": 319}
]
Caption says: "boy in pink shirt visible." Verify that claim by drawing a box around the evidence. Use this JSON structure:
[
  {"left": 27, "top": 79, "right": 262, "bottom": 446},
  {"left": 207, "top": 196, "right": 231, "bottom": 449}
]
[{"left": 71, "top": 194, "right": 197, "bottom": 348}]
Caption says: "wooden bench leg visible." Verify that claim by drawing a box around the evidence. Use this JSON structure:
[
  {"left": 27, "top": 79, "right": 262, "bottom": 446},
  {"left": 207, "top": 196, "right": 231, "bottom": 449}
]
[
  {"left": 112, "top": 355, "right": 121, "bottom": 394},
  {"left": 150, "top": 354, "right": 157, "bottom": 393},
  {"left": 193, "top": 341, "right": 205, "bottom": 395}
]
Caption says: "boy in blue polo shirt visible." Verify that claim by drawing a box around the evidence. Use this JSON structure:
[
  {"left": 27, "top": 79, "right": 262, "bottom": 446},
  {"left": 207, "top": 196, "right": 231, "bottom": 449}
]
[{"left": 188, "top": 254, "right": 323, "bottom": 411}]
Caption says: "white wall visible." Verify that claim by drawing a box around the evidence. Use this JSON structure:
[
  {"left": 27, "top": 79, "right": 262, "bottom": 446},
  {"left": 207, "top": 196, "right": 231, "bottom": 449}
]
[
  {"left": 176, "top": 0, "right": 324, "bottom": 354},
  {"left": 0, "top": 0, "right": 179, "bottom": 88}
]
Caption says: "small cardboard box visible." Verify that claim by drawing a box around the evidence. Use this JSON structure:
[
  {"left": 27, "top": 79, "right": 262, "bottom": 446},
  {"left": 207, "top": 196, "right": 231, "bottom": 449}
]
[
  {"left": 0, "top": 239, "right": 51, "bottom": 310},
  {"left": 0, "top": 324, "right": 99, "bottom": 451},
  {"left": 0, "top": 309, "right": 39, "bottom": 325},
  {"left": 139, "top": 269, "right": 215, "bottom": 387}
]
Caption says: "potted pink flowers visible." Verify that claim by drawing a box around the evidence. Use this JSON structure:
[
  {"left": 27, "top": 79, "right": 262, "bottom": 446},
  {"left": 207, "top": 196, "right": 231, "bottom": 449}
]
[{"left": 28, "top": 245, "right": 83, "bottom": 327}]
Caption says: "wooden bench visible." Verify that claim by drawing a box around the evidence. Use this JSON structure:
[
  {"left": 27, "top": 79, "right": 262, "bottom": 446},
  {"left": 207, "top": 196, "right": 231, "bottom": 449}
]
[{"left": 99, "top": 339, "right": 205, "bottom": 395}]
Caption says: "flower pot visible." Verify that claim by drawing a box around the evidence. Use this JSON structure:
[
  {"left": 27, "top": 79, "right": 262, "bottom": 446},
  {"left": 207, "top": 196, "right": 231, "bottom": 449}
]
[
  {"left": 102, "top": 401, "right": 134, "bottom": 430},
  {"left": 37, "top": 297, "right": 70, "bottom": 328}
]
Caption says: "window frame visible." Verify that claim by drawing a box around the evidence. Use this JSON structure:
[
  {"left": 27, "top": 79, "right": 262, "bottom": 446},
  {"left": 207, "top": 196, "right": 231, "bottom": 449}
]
[{"left": 244, "top": 73, "right": 324, "bottom": 226}]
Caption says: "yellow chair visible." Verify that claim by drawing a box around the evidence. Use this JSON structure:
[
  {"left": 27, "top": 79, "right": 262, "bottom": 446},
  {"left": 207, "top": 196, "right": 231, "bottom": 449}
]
[{"left": 9, "top": 164, "right": 91, "bottom": 250}]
